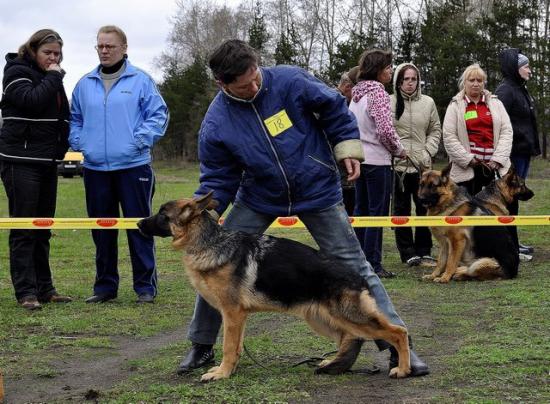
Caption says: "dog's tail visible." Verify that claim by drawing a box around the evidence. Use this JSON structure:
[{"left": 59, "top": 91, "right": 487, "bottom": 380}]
[
  {"left": 453, "top": 258, "right": 502, "bottom": 281},
  {"left": 473, "top": 226, "right": 519, "bottom": 279}
]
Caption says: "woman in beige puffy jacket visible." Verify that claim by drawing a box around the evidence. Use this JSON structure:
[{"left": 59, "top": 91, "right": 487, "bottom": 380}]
[
  {"left": 391, "top": 63, "right": 441, "bottom": 267},
  {"left": 442, "top": 64, "right": 512, "bottom": 195}
]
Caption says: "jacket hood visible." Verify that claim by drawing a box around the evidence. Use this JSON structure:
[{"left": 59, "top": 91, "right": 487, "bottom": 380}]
[
  {"left": 499, "top": 48, "right": 523, "bottom": 84},
  {"left": 352, "top": 80, "right": 384, "bottom": 103},
  {"left": 392, "top": 63, "right": 422, "bottom": 99},
  {"left": 3, "top": 53, "right": 30, "bottom": 72}
]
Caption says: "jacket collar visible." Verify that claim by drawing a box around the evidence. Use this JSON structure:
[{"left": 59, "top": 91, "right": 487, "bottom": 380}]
[
  {"left": 220, "top": 67, "right": 268, "bottom": 104},
  {"left": 86, "top": 59, "right": 137, "bottom": 80}
]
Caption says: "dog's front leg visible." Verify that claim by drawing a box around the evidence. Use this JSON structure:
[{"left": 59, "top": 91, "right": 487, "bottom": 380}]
[
  {"left": 424, "top": 233, "right": 447, "bottom": 280},
  {"left": 435, "top": 234, "right": 466, "bottom": 283},
  {"left": 201, "top": 308, "right": 247, "bottom": 382}
]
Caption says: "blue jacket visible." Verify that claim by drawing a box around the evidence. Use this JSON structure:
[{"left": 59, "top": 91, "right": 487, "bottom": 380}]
[
  {"left": 69, "top": 60, "right": 168, "bottom": 171},
  {"left": 197, "top": 65, "right": 360, "bottom": 217}
]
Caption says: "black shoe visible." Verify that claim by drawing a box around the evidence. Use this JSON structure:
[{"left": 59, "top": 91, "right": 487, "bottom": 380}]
[
  {"left": 405, "top": 256, "right": 422, "bottom": 267},
  {"left": 136, "top": 293, "right": 154, "bottom": 304},
  {"left": 85, "top": 294, "right": 116, "bottom": 303},
  {"left": 177, "top": 343, "right": 215, "bottom": 374},
  {"left": 519, "top": 243, "right": 534, "bottom": 254},
  {"left": 389, "top": 339, "right": 430, "bottom": 377},
  {"left": 375, "top": 268, "right": 396, "bottom": 278}
]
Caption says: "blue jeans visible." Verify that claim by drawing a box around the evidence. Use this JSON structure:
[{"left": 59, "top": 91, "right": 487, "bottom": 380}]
[
  {"left": 511, "top": 156, "right": 531, "bottom": 179},
  {"left": 187, "top": 201, "right": 405, "bottom": 349},
  {"left": 353, "top": 164, "right": 392, "bottom": 272}
]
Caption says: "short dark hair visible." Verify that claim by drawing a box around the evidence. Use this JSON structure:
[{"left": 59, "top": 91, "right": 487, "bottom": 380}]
[
  {"left": 18, "top": 29, "right": 64, "bottom": 63},
  {"left": 209, "top": 39, "right": 259, "bottom": 84},
  {"left": 357, "top": 49, "right": 392, "bottom": 81}
]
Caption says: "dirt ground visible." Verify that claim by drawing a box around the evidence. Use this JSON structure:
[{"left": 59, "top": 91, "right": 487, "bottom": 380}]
[{"left": 4, "top": 300, "right": 449, "bottom": 403}]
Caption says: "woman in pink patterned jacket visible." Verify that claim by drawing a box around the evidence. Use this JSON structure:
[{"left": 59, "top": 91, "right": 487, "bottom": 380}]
[{"left": 349, "top": 49, "right": 406, "bottom": 278}]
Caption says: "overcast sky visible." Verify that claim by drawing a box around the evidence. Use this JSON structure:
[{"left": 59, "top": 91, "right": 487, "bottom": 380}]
[{"left": 0, "top": 0, "right": 181, "bottom": 96}]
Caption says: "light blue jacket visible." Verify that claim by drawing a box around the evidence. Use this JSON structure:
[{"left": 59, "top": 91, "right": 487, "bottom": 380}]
[{"left": 69, "top": 60, "right": 168, "bottom": 171}]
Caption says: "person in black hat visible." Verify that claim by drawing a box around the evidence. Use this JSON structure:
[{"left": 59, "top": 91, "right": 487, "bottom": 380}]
[{"left": 495, "top": 49, "right": 540, "bottom": 261}]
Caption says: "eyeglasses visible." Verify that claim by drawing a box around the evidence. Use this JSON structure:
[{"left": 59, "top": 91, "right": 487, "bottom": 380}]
[{"left": 95, "top": 44, "right": 120, "bottom": 52}]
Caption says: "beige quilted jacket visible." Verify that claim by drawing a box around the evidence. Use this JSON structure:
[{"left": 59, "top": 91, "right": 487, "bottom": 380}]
[{"left": 442, "top": 89, "right": 512, "bottom": 183}]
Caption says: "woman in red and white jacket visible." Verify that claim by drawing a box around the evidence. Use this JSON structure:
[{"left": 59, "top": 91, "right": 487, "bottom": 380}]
[
  {"left": 349, "top": 49, "right": 406, "bottom": 278},
  {"left": 443, "top": 63, "right": 512, "bottom": 196}
]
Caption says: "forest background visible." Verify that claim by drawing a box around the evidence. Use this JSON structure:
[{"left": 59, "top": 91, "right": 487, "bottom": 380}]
[{"left": 154, "top": 0, "right": 550, "bottom": 162}]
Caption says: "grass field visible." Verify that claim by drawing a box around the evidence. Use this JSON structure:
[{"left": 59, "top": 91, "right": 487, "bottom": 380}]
[{"left": 0, "top": 159, "right": 549, "bottom": 403}]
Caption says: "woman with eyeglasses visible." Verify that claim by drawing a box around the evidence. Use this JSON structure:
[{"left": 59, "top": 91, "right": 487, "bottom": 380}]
[
  {"left": 0, "top": 29, "right": 72, "bottom": 310},
  {"left": 348, "top": 49, "right": 407, "bottom": 279},
  {"left": 70, "top": 25, "right": 168, "bottom": 305}
]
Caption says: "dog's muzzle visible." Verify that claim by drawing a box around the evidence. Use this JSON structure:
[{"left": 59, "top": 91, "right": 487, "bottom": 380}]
[{"left": 137, "top": 214, "right": 172, "bottom": 238}]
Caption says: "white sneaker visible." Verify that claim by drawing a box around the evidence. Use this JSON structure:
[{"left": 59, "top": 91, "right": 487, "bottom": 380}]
[{"left": 518, "top": 252, "right": 533, "bottom": 262}]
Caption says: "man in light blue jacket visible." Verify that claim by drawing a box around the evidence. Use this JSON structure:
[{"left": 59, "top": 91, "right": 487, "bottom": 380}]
[{"left": 70, "top": 25, "right": 168, "bottom": 304}]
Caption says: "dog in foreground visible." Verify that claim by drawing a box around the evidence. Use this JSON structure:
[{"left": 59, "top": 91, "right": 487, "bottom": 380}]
[
  {"left": 417, "top": 164, "right": 533, "bottom": 282},
  {"left": 138, "top": 192, "right": 411, "bottom": 381}
]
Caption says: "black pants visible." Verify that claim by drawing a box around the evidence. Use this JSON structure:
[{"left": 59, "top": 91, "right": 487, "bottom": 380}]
[
  {"left": 0, "top": 161, "right": 58, "bottom": 300},
  {"left": 393, "top": 171, "right": 432, "bottom": 262},
  {"left": 457, "top": 165, "right": 494, "bottom": 196}
]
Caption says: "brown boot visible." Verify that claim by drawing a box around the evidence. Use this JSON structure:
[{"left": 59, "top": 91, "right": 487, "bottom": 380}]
[
  {"left": 18, "top": 296, "right": 42, "bottom": 311},
  {"left": 38, "top": 293, "right": 73, "bottom": 303}
]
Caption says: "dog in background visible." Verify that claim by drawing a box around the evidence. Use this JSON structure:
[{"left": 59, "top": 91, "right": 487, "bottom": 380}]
[
  {"left": 417, "top": 164, "right": 519, "bottom": 282},
  {"left": 473, "top": 166, "right": 534, "bottom": 216},
  {"left": 138, "top": 192, "right": 411, "bottom": 381}
]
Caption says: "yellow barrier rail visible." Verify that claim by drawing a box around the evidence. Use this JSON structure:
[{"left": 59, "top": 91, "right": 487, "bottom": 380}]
[{"left": 0, "top": 216, "right": 549, "bottom": 229}]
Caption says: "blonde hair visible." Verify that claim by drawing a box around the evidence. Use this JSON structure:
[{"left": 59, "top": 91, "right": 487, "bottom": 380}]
[
  {"left": 97, "top": 25, "right": 127, "bottom": 45},
  {"left": 458, "top": 63, "right": 487, "bottom": 91}
]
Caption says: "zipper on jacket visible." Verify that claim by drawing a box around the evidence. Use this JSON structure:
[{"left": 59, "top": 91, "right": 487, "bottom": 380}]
[
  {"left": 251, "top": 104, "right": 293, "bottom": 216},
  {"left": 307, "top": 155, "right": 336, "bottom": 172}
]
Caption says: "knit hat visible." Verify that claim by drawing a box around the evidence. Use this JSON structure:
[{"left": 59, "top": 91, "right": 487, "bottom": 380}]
[{"left": 518, "top": 53, "right": 529, "bottom": 68}]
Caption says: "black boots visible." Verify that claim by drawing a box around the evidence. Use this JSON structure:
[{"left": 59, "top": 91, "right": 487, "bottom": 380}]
[
  {"left": 177, "top": 343, "right": 215, "bottom": 374},
  {"left": 389, "top": 337, "right": 430, "bottom": 377}
]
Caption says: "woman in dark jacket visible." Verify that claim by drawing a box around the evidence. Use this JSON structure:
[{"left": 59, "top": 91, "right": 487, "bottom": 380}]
[
  {"left": 495, "top": 48, "right": 540, "bottom": 259},
  {"left": 0, "top": 29, "right": 71, "bottom": 310}
]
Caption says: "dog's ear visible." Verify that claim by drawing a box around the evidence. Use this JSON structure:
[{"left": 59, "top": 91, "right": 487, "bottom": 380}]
[
  {"left": 507, "top": 163, "right": 516, "bottom": 176},
  {"left": 194, "top": 191, "right": 219, "bottom": 212},
  {"left": 441, "top": 163, "right": 452, "bottom": 183}
]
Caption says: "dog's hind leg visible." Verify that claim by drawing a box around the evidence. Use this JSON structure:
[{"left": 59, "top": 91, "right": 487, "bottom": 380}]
[
  {"left": 201, "top": 307, "right": 248, "bottom": 382},
  {"left": 334, "top": 291, "right": 411, "bottom": 378}
]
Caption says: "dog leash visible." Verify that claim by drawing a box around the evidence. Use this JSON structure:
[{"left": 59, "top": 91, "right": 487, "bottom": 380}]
[{"left": 243, "top": 345, "right": 380, "bottom": 374}]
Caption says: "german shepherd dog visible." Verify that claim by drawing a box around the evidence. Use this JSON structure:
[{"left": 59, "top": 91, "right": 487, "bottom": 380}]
[
  {"left": 474, "top": 166, "right": 534, "bottom": 216},
  {"left": 417, "top": 164, "right": 521, "bottom": 282},
  {"left": 138, "top": 192, "right": 411, "bottom": 381}
]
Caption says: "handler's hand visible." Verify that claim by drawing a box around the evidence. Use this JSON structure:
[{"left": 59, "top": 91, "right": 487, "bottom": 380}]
[{"left": 343, "top": 158, "right": 361, "bottom": 181}]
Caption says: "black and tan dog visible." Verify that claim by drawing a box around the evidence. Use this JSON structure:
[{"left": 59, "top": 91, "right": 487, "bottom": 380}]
[
  {"left": 474, "top": 166, "right": 534, "bottom": 216},
  {"left": 417, "top": 164, "right": 520, "bottom": 282},
  {"left": 138, "top": 192, "right": 411, "bottom": 381}
]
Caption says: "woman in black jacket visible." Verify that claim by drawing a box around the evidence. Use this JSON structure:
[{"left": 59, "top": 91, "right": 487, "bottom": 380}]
[
  {"left": 495, "top": 48, "right": 540, "bottom": 260},
  {"left": 0, "top": 29, "right": 71, "bottom": 310}
]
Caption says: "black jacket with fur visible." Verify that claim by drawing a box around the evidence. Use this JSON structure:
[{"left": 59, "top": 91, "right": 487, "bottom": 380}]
[
  {"left": 495, "top": 48, "right": 540, "bottom": 158},
  {"left": 0, "top": 52, "right": 69, "bottom": 164}
]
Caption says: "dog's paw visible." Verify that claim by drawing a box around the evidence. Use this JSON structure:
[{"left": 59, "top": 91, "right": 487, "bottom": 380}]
[
  {"left": 389, "top": 366, "right": 411, "bottom": 378},
  {"left": 433, "top": 276, "right": 450, "bottom": 283},
  {"left": 200, "top": 368, "right": 230, "bottom": 382},
  {"left": 207, "top": 365, "right": 220, "bottom": 373},
  {"left": 422, "top": 274, "right": 434, "bottom": 280}
]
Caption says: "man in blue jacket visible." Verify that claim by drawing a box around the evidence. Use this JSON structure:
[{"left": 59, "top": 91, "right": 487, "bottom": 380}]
[
  {"left": 69, "top": 25, "right": 169, "bottom": 304},
  {"left": 177, "top": 39, "right": 429, "bottom": 377}
]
